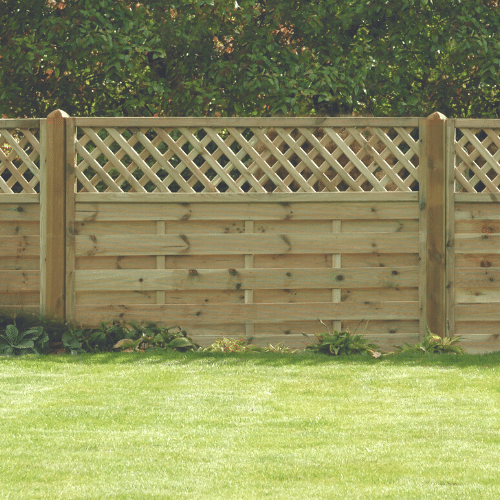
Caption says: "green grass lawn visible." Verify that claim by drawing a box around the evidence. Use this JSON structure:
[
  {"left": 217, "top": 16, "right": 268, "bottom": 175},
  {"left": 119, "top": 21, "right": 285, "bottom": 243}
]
[{"left": 1, "top": 351, "right": 500, "bottom": 500}]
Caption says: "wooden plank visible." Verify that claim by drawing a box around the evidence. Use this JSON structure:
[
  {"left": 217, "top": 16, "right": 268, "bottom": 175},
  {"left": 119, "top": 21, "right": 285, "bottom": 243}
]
[
  {"left": 74, "top": 266, "right": 418, "bottom": 292},
  {"left": 41, "top": 110, "right": 68, "bottom": 320},
  {"left": 424, "top": 112, "right": 447, "bottom": 337},
  {"left": 455, "top": 267, "right": 500, "bottom": 288},
  {"left": 455, "top": 193, "right": 500, "bottom": 203},
  {"left": 74, "top": 301, "right": 419, "bottom": 325},
  {"left": 0, "top": 194, "right": 40, "bottom": 204},
  {"left": 76, "top": 289, "right": 245, "bottom": 305},
  {"left": 418, "top": 117, "right": 428, "bottom": 338},
  {"left": 73, "top": 117, "right": 420, "bottom": 128},
  {"left": 0, "top": 203, "right": 40, "bottom": 221},
  {"left": 341, "top": 287, "right": 418, "bottom": 302},
  {"left": 341, "top": 219, "right": 419, "bottom": 233},
  {"left": 76, "top": 255, "right": 157, "bottom": 270},
  {"left": 0, "top": 292, "right": 39, "bottom": 307},
  {"left": 455, "top": 202, "right": 500, "bottom": 220},
  {"left": 342, "top": 319, "right": 419, "bottom": 334},
  {"left": 0, "top": 119, "right": 40, "bottom": 129},
  {"left": 455, "top": 254, "right": 500, "bottom": 268},
  {"left": 0, "top": 236, "right": 40, "bottom": 256},
  {"left": 253, "top": 289, "right": 333, "bottom": 304},
  {"left": 445, "top": 118, "right": 456, "bottom": 339},
  {"left": 341, "top": 253, "right": 420, "bottom": 268},
  {"left": 75, "top": 201, "right": 419, "bottom": 221},
  {"left": 455, "top": 289, "right": 500, "bottom": 303},
  {"left": 455, "top": 219, "right": 500, "bottom": 234},
  {"left": 75, "top": 232, "right": 419, "bottom": 256},
  {"left": 0, "top": 221, "right": 39, "bottom": 235},
  {"left": 0, "top": 270, "right": 40, "bottom": 292},
  {"left": 0, "top": 256, "right": 39, "bottom": 270},
  {"left": 458, "top": 334, "right": 500, "bottom": 354},
  {"left": 456, "top": 303, "right": 500, "bottom": 321},
  {"left": 254, "top": 219, "right": 418, "bottom": 234},
  {"left": 75, "top": 219, "right": 251, "bottom": 236},
  {"left": 455, "top": 321, "right": 500, "bottom": 336},
  {"left": 255, "top": 253, "right": 331, "bottom": 269},
  {"left": 65, "top": 118, "right": 76, "bottom": 323},
  {"left": 455, "top": 233, "right": 500, "bottom": 253},
  {"left": 455, "top": 119, "right": 500, "bottom": 128},
  {"left": 75, "top": 191, "right": 419, "bottom": 204}
]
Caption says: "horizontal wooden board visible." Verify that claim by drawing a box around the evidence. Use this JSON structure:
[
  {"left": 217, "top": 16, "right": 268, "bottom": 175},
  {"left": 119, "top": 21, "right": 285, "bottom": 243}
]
[
  {"left": 341, "top": 287, "right": 418, "bottom": 302},
  {"left": 454, "top": 333, "right": 500, "bottom": 355},
  {"left": 74, "top": 116, "right": 420, "bottom": 128},
  {"left": 253, "top": 289, "right": 334, "bottom": 304},
  {"left": 455, "top": 267, "right": 500, "bottom": 288},
  {"left": 74, "top": 266, "right": 418, "bottom": 292},
  {"left": 341, "top": 253, "right": 420, "bottom": 268},
  {"left": 76, "top": 255, "right": 248, "bottom": 270},
  {"left": 76, "top": 289, "right": 245, "bottom": 305},
  {"left": 455, "top": 254, "right": 500, "bottom": 268},
  {"left": 0, "top": 291, "right": 39, "bottom": 307},
  {"left": 455, "top": 234, "right": 500, "bottom": 254},
  {"left": 455, "top": 219, "right": 500, "bottom": 235},
  {"left": 75, "top": 201, "right": 419, "bottom": 222},
  {"left": 0, "top": 256, "right": 39, "bottom": 270},
  {"left": 254, "top": 254, "right": 331, "bottom": 269},
  {"left": 0, "top": 221, "right": 39, "bottom": 236},
  {"left": 454, "top": 321, "right": 500, "bottom": 336},
  {"left": 76, "top": 255, "right": 158, "bottom": 270},
  {"left": 0, "top": 305, "right": 39, "bottom": 314},
  {"left": 0, "top": 270, "right": 40, "bottom": 292},
  {"left": 342, "top": 320, "right": 419, "bottom": 334},
  {"left": 455, "top": 202, "right": 500, "bottom": 221},
  {"left": 0, "top": 236, "right": 40, "bottom": 257},
  {"left": 75, "top": 220, "right": 249, "bottom": 236},
  {"left": 75, "top": 233, "right": 419, "bottom": 257},
  {"left": 0, "top": 203, "right": 40, "bottom": 221},
  {"left": 455, "top": 289, "right": 500, "bottom": 303},
  {"left": 456, "top": 303, "right": 500, "bottom": 321},
  {"left": 74, "top": 301, "right": 419, "bottom": 325}
]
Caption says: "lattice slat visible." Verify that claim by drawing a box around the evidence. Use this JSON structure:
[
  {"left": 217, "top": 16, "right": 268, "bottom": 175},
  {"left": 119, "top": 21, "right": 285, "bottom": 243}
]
[
  {"left": 73, "top": 125, "right": 420, "bottom": 193},
  {"left": 455, "top": 127, "right": 500, "bottom": 193},
  {"left": 0, "top": 128, "right": 41, "bottom": 194}
]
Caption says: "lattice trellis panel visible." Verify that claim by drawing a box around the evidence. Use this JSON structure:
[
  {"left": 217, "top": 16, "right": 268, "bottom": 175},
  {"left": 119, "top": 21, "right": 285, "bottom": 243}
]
[
  {"left": 0, "top": 128, "right": 41, "bottom": 194},
  {"left": 455, "top": 127, "right": 500, "bottom": 193},
  {"left": 74, "top": 125, "right": 420, "bottom": 193}
]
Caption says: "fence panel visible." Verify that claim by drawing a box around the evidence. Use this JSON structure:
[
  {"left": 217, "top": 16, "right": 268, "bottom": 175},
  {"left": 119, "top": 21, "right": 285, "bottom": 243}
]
[
  {"left": 65, "top": 117, "right": 422, "bottom": 349},
  {"left": 453, "top": 119, "right": 500, "bottom": 353},
  {"left": 0, "top": 120, "right": 42, "bottom": 312}
]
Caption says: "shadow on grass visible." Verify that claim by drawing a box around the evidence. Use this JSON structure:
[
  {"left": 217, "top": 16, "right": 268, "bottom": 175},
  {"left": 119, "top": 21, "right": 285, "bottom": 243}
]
[{"left": 4, "top": 349, "right": 499, "bottom": 370}]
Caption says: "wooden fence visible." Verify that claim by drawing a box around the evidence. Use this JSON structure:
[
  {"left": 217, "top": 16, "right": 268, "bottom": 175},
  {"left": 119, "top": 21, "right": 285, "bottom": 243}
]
[{"left": 1, "top": 111, "right": 499, "bottom": 353}]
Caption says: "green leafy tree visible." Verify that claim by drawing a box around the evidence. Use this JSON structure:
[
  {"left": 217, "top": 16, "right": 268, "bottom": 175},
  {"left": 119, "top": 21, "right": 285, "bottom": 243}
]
[{"left": 1, "top": 0, "right": 499, "bottom": 117}]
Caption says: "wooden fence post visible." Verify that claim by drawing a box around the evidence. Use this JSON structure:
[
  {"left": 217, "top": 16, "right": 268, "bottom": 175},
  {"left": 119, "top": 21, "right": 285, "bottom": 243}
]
[
  {"left": 40, "top": 110, "right": 69, "bottom": 320},
  {"left": 422, "top": 112, "right": 454, "bottom": 338}
]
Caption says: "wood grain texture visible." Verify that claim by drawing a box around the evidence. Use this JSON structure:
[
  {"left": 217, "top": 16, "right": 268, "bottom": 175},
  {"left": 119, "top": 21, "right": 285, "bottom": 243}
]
[
  {"left": 74, "top": 302, "right": 419, "bottom": 325},
  {"left": 0, "top": 236, "right": 40, "bottom": 257},
  {"left": 75, "top": 232, "right": 419, "bottom": 256},
  {"left": 0, "top": 270, "right": 40, "bottom": 292},
  {"left": 75, "top": 200, "right": 419, "bottom": 221},
  {"left": 74, "top": 267, "right": 418, "bottom": 291}
]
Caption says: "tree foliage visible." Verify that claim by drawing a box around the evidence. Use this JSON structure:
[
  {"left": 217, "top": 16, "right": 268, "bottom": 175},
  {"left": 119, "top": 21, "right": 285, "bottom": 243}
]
[{"left": 1, "top": 0, "right": 500, "bottom": 118}]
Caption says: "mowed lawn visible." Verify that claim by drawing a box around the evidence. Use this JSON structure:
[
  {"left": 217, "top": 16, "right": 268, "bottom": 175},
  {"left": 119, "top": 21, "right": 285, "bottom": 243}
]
[{"left": 1, "top": 351, "right": 500, "bottom": 500}]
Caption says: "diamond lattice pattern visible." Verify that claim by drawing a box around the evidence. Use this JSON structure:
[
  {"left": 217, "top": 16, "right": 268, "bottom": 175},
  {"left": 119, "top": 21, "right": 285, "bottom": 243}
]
[
  {"left": 0, "top": 128, "right": 41, "bottom": 193},
  {"left": 75, "top": 126, "right": 420, "bottom": 193},
  {"left": 455, "top": 128, "right": 500, "bottom": 193}
]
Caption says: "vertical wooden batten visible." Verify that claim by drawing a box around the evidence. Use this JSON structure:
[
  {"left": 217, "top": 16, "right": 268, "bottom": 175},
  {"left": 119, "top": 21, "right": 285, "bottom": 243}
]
[
  {"left": 424, "top": 112, "right": 448, "bottom": 337},
  {"left": 445, "top": 119, "right": 456, "bottom": 338},
  {"left": 41, "top": 110, "right": 69, "bottom": 321},
  {"left": 65, "top": 116, "right": 76, "bottom": 323}
]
